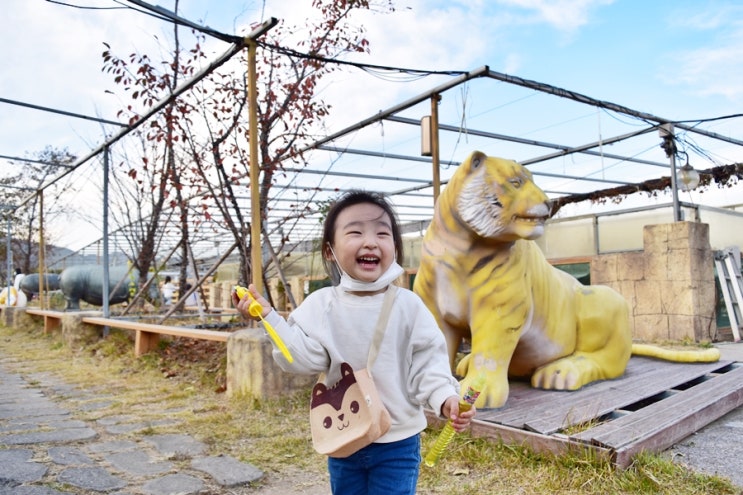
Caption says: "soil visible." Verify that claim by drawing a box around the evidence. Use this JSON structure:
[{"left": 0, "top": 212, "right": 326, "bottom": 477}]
[{"left": 252, "top": 468, "right": 329, "bottom": 494}]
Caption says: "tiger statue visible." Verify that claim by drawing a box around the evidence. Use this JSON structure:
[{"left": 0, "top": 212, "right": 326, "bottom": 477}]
[{"left": 413, "top": 151, "right": 719, "bottom": 409}]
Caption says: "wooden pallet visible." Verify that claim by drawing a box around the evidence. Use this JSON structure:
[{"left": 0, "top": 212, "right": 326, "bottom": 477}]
[{"left": 427, "top": 357, "right": 743, "bottom": 468}]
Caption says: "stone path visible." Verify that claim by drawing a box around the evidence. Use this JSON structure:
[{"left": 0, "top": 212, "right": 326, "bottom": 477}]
[{"left": 0, "top": 357, "right": 282, "bottom": 495}]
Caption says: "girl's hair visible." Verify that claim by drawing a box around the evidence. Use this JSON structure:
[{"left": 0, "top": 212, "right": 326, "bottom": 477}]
[{"left": 321, "top": 190, "right": 404, "bottom": 284}]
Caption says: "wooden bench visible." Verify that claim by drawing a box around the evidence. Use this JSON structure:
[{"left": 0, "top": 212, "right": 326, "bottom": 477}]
[
  {"left": 21, "top": 309, "right": 306, "bottom": 400},
  {"left": 24, "top": 309, "right": 234, "bottom": 357},
  {"left": 24, "top": 309, "right": 65, "bottom": 333},
  {"left": 81, "top": 316, "right": 231, "bottom": 357}
]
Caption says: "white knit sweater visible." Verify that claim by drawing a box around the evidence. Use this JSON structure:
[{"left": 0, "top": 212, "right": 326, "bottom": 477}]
[{"left": 262, "top": 284, "right": 460, "bottom": 443}]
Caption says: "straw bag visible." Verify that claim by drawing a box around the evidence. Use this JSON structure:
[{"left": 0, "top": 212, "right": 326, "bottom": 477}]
[{"left": 309, "top": 286, "right": 397, "bottom": 458}]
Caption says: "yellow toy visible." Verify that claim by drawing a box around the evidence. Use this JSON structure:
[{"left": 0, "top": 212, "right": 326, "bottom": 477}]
[
  {"left": 424, "top": 373, "right": 485, "bottom": 467},
  {"left": 234, "top": 285, "right": 294, "bottom": 363},
  {"left": 413, "top": 151, "right": 719, "bottom": 409}
]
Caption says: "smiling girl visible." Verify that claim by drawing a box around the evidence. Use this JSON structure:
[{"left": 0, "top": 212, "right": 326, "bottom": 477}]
[{"left": 234, "top": 190, "right": 474, "bottom": 495}]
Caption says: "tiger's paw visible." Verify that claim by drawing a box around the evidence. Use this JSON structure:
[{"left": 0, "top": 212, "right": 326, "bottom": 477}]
[
  {"left": 531, "top": 355, "right": 599, "bottom": 391},
  {"left": 455, "top": 353, "right": 472, "bottom": 377}
]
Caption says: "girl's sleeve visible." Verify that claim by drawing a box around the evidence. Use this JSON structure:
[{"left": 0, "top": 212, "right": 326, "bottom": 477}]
[
  {"left": 262, "top": 309, "right": 329, "bottom": 375},
  {"left": 406, "top": 295, "right": 460, "bottom": 416}
]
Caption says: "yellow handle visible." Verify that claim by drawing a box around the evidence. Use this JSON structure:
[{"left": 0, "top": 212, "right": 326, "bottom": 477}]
[{"left": 235, "top": 286, "right": 294, "bottom": 363}]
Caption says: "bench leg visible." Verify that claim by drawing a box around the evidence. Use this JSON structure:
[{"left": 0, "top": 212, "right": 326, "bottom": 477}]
[
  {"left": 44, "top": 316, "right": 61, "bottom": 334},
  {"left": 135, "top": 330, "right": 160, "bottom": 357}
]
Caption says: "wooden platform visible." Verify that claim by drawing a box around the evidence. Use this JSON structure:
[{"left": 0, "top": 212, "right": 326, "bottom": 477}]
[{"left": 428, "top": 357, "right": 743, "bottom": 468}]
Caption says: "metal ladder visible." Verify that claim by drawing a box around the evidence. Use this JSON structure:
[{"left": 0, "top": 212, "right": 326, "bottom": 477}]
[{"left": 715, "top": 248, "right": 743, "bottom": 342}]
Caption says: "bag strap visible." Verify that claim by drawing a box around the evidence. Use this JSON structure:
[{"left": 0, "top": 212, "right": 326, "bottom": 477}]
[
  {"left": 317, "top": 285, "right": 398, "bottom": 384},
  {"left": 367, "top": 285, "right": 398, "bottom": 370}
]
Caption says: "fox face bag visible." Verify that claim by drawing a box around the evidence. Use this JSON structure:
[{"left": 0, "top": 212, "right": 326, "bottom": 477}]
[
  {"left": 310, "top": 362, "right": 391, "bottom": 457},
  {"left": 309, "top": 286, "right": 397, "bottom": 458}
]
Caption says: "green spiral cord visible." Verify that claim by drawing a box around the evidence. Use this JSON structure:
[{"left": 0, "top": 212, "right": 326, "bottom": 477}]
[
  {"left": 423, "top": 374, "right": 486, "bottom": 467},
  {"left": 423, "top": 411, "right": 463, "bottom": 467}
]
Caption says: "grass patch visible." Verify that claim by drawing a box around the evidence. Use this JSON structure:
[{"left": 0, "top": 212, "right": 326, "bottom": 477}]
[{"left": 0, "top": 320, "right": 738, "bottom": 494}]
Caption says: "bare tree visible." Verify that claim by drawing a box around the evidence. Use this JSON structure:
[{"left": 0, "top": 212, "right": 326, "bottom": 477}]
[
  {"left": 185, "top": 0, "right": 395, "bottom": 286},
  {"left": 101, "top": 0, "right": 394, "bottom": 303},
  {"left": 0, "top": 147, "right": 76, "bottom": 276},
  {"left": 101, "top": 0, "right": 198, "bottom": 300}
]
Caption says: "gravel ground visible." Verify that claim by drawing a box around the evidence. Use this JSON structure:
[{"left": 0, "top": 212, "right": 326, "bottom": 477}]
[{"left": 661, "top": 342, "right": 743, "bottom": 490}]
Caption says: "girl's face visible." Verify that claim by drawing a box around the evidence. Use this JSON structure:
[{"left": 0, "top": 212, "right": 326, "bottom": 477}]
[{"left": 327, "top": 202, "right": 396, "bottom": 283}]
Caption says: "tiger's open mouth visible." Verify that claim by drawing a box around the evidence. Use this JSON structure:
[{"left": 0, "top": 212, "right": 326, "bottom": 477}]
[
  {"left": 512, "top": 201, "right": 551, "bottom": 226},
  {"left": 512, "top": 214, "right": 547, "bottom": 225}
]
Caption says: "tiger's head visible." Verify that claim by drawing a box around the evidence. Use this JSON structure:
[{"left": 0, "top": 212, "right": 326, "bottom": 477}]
[{"left": 446, "top": 151, "right": 550, "bottom": 242}]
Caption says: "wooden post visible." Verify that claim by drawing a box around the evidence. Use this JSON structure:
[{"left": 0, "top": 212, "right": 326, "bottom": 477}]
[
  {"left": 430, "top": 94, "right": 441, "bottom": 204},
  {"left": 248, "top": 39, "right": 262, "bottom": 294},
  {"left": 243, "top": 18, "right": 276, "bottom": 294}
]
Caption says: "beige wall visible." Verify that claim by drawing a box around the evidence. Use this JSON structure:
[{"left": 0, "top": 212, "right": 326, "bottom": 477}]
[
  {"left": 591, "top": 222, "right": 717, "bottom": 343},
  {"left": 539, "top": 204, "right": 743, "bottom": 258}
]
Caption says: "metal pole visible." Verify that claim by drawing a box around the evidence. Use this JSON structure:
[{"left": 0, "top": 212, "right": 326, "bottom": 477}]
[
  {"left": 670, "top": 151, "right": 681, "bottom": 221},
  {"left": 186, "top": 242, "right": 205, "bottom": 318},
  {"left": 660, "top": 124, "right": 681, "bottom": 222},
  {"left": 38, "top": 192, "right": 46, "bottom": 308},
  {"left": 157, "top": 241, "right": 238, "bottom": 324},
  {"left": 5, "top": 210, "right": 10, "bottom": 306},
  {"left": 102, "top": 146, "right": 111, "bottom": 331}
]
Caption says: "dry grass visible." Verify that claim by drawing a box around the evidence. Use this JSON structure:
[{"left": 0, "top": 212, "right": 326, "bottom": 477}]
[{"left": 0, "top": 320, "right": 738, "bottom": 495}]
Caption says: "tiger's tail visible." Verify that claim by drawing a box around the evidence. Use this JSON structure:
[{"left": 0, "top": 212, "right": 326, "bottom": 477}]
[{"left": 631, "top": 343, "right": 720, "bottom": 363}]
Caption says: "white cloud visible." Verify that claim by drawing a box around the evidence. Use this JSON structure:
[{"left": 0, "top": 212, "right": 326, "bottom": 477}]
[
  {"left": 0, "top": 1, "right": 177, "bottom": 158},
  {"left": 668, "top": 4, "right": 739, "bottom": 31},
  {"left": 494, "top": 0, "right": 614, "bottom": 32},
  {"left": 253, "top": 0, "right": 502, "bottom": 141},
  {"left": 673, "top": 43, "right": 743, "bottom": 100},
  {"left": 662, "top": 5, "right": 743, "bottom": 101},
  {"left": 503, "top": 53, "right": 523, "bottom": 74}
]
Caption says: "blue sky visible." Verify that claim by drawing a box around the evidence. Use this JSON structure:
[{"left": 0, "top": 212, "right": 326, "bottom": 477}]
[
  {"left": 1, "top": 0, "right": 742, "bottom": 249},
  {"left": 265, "top": 0, "right": 743, "bottom": 121},
  {"left": 4, "top": 0, "right": 741, "bottom": 151}
]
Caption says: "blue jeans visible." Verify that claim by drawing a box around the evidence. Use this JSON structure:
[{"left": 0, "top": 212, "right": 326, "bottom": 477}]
[{"left": 328, "top": 434, "right": 421, "bottom": 495}]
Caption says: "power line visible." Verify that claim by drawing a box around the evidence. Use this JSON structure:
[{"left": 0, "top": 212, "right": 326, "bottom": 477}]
[
  {"left": 122, "top": 0, "right": 243, "bottom": 44},
  {"left": 0, "top": 154, "right": 75, "bottom": 169},
  {"left": 0, "top": 98, "right": 126, "bottom": 128},
  {"left": 45, "top": 0, "right": 127, "bottom": 10},
  {"left": 258, "top": 41, "right": 468, "bottom": 80}
]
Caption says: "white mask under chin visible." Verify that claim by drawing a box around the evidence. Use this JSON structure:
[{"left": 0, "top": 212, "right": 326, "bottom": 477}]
[
  {"left": 338, "top": 262, "right": 404, "bottom": 292},
  {"left": 329, "top": 246, "right": 403, "bottom": 292}
]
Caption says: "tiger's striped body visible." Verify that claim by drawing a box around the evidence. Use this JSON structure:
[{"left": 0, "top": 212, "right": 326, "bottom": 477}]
[{"left": 413, "top": 151, "right": 632, "bottom": 409}]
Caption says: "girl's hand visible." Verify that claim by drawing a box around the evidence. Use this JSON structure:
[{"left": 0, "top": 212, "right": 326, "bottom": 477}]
[
  {"left": 441, "top": 395, "right": 476, "bottom": 433},
  {"left": 232, "top": 283, "right": 272, "bottom": 320}
]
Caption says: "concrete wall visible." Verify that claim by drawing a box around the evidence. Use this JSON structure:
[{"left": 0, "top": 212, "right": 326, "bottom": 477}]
[
  {"left": 226, "top": 328, "right": 316, "bottom": 400},
  {"left": 591, "top": 221, "right": 717, "bottom": 343}
]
